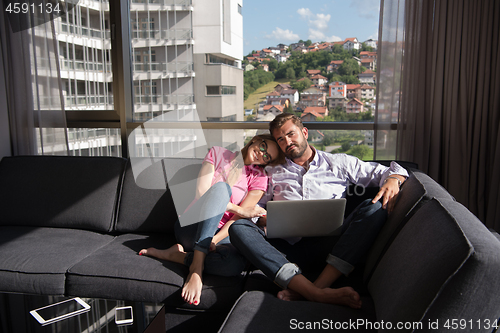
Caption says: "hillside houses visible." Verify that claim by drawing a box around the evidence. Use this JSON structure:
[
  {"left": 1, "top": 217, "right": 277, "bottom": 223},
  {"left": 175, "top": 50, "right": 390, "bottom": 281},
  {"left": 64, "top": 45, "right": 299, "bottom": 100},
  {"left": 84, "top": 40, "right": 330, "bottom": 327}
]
[
  {"left": 300, "top": 87, "right": 327, "bottom": 108},
  {"left": 247, "top": 37, "right": 378, "bottom": 120},
  {"left": 358, "top": 70, "right": 376, "bottom": 84},
  {"left": 346, "top": 98, "right": 364, "bottom": 113},
  {"left": 301, "top": 106, "right": 329, "bottom": 121},
  {"left": 327, "top": 60, "right": 344, "bottom": 73},
  {"left": 310, "top": 74, "right": 328, "bottom": 86},
  {"left": 342, "top": 37, "right": 361, "bottom": 51}
]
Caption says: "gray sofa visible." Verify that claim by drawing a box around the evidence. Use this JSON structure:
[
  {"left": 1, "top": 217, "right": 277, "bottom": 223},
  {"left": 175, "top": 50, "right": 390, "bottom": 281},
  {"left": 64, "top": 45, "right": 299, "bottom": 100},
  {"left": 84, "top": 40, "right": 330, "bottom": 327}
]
[{"left": 0, "top": 155, "right": 499, "bottom": 332}]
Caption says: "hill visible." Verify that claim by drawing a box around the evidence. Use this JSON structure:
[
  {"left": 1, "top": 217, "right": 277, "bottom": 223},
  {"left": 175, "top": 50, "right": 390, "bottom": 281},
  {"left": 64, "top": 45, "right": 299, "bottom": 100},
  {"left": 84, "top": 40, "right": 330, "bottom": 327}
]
[{"left": 244, "top": 78, "right": 291, "bottom": 112}]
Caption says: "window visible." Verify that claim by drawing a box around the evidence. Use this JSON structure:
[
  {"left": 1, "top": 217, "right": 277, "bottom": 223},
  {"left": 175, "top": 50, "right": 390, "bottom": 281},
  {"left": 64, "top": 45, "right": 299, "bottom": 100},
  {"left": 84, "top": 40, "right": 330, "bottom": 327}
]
[
  {"left": 221, "top": 86, "right": 236, "bottom": 95},
  {"left": 20, "top": 0, "right": 382, "bottom": 160},
  {"left": 206, "top": 86, "right": 220, "bottom": 95},
  {"left": 206, "top": 54, "right": 237, "bottom": 67},
  {"left": 206, "top": 86, "right": 236, "bottom": 96}
]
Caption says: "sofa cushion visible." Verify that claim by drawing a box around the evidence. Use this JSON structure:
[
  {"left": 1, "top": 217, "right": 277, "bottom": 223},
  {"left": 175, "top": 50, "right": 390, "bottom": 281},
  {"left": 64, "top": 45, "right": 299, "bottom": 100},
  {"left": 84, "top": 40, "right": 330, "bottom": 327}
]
[
  {"left": 418, "top": 200, "right": 500, "bottom": 327},
  {"left": 0, "top": 156, "right": 126, "bottom": 232},
  {"left": 115, "top": 158, "right": 203, "bottom": 233},
  {"left": 0, "top": 226, "right": 114, "bottom": 295},
  {"left": 66, "top": 233, "right": 246, "bottom": 310},
  {"left": 219, "top": 291, "right": 377, "bottom": 333},
  {"left": 363, "top": 169, "right": 455, "bottom": 282},
  {"left": 367, "top": 198, "right": 473, "bottom": 327}
]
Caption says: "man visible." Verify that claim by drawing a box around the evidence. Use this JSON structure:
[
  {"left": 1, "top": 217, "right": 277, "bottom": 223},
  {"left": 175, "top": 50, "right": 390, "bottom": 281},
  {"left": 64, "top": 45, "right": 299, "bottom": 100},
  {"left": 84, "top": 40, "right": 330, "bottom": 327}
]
[{"left": 229, "top": 113, "right": 408, "bottom": 308}]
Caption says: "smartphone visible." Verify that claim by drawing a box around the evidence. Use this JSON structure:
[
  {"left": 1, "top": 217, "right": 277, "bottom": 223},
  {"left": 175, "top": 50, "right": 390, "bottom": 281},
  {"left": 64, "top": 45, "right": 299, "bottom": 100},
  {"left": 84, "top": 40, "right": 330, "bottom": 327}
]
[
  {"left": 30, "top": 297, "right": 91, "bottom": 326},
  {"left": 115, "top": 306, "right": 134, "bottom": 325}
]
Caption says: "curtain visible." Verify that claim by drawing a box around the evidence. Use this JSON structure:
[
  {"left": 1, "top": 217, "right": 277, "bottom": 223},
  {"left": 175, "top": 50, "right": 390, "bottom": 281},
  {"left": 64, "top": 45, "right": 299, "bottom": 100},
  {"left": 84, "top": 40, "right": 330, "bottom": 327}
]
[
  {"left": 374, "top": 0, "right": 405, "bottom": 160},
  {"left": 396, "top": 0, "right": 500, "bottom": 231},
  {"left": 1, "top": 1, "right": 68, "bottom": 155}
]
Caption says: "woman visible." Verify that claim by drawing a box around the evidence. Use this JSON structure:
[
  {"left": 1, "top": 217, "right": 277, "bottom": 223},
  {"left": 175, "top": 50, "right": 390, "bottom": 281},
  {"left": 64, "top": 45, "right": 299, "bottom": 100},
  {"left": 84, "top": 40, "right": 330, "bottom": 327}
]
[{"left": 139, "top": 134, "right": 285, "bottom": 306}]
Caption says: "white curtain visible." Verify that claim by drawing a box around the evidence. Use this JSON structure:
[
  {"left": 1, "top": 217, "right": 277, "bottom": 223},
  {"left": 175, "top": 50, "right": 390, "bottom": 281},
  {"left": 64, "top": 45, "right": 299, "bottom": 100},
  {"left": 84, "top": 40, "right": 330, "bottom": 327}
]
[
  {"left": 379, "top": 0, "right": 500, "bottom": 231},
  {"left": 374, "top": 0, "right": 405, "bottom": 161},
  {"left": 1, "top": 1, "right": 68, "bottom": 155}
]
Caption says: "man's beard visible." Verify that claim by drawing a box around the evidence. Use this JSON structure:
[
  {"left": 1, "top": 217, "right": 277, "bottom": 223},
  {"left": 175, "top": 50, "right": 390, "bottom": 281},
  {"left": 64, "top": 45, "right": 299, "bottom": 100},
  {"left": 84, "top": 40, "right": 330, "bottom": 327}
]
[{"left": 285, "top": 138, "right": 308, "bottom": 159}]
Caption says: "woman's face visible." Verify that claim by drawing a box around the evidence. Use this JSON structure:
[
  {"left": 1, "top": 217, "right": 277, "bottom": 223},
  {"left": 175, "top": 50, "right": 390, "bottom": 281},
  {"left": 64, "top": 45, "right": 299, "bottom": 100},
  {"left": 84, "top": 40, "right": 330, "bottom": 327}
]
[{"left": 244, "top": 139, "right": 280, "bottom": 165}]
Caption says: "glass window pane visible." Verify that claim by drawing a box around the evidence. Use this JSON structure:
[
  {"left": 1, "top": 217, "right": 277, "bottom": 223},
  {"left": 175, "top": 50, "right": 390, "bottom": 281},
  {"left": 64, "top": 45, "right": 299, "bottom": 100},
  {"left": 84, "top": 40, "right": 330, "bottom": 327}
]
[
  {"left": 206, "top": 86, "right": 220, "bottom": 95},
  {"left": 55, "top": 2, "right": 114, "bottom": 111},
  {"left": 67, "top": 128, "right": 122, "bottom": 157}
]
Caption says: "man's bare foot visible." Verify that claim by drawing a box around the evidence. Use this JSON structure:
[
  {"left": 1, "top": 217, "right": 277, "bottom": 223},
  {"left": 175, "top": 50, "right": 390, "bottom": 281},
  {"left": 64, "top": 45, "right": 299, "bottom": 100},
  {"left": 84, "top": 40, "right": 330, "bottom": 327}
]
[
  {"left": 277, "top": 289, "right": 304, "bottom": 301},
  {"left": 279, "top": 286, "right": 361, "bottom": 309},
  {"left": 312, "top": 287, "right": 362, "bottom": 309},
  {"left": 139, "top": 244, "right": 184, "bottom": 262},
  {"left": 182, "top": 269, "right": 203, "bottom": 305}
]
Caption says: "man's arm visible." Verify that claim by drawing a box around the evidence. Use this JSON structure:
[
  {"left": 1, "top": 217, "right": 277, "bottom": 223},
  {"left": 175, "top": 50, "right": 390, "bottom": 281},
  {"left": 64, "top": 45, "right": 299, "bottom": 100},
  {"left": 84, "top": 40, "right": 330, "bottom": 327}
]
[{"left": 342, "top": 155, "right": 408, "bottom": 212}]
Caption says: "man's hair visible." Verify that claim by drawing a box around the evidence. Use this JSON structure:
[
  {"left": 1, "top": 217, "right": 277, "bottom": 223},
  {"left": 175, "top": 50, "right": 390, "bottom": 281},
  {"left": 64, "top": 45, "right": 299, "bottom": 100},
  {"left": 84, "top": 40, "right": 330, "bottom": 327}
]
[{"left": 269, "top": 113, "right": 304, "bottom": 135}]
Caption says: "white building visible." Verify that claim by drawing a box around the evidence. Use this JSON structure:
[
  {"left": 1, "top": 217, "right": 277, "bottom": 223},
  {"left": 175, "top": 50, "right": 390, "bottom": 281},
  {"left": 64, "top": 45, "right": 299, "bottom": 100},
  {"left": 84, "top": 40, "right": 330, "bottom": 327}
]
[
  {"left": 343, "top": 38, "right": 361, "bottom": 51},
  {"left": 363, "top": 39, "right": 378, "bottom": 50},
  {"left": 280, "top": 89, "right": 299, "bottom": 106},
  {"left": 52, "top": 0, "right": 244, "bottom": 156}
]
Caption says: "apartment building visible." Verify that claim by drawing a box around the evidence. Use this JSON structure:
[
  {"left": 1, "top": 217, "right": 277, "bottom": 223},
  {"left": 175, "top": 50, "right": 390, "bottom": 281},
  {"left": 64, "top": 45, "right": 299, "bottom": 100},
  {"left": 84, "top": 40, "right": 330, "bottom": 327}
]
[{"left": 55, "top": 0, "right": 243, "bottom": 157}]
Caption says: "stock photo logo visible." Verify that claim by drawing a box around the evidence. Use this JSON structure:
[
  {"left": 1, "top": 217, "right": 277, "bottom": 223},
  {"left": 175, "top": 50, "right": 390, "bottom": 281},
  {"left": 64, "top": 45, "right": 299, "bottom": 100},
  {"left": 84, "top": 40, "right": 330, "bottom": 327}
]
[
  {"left": 4, "top": 0, "right": 80, "bottom": 33},
  {"left": 128, "top": 111, "right": 240, "bottom": 228}
]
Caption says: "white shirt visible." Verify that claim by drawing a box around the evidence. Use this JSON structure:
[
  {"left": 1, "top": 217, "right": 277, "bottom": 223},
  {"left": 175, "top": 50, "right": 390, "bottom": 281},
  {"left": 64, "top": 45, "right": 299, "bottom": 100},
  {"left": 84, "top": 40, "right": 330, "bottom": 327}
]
[{"left": 261, "top": 148, "right": 409, "bottom": 205}]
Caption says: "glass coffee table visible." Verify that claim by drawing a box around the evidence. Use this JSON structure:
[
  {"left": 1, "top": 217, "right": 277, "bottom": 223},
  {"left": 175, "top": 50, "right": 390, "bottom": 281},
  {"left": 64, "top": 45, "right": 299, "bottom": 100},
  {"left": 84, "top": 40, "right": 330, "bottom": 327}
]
[{"left": 0, "top": 292, "right": 165, "bottom": 333}]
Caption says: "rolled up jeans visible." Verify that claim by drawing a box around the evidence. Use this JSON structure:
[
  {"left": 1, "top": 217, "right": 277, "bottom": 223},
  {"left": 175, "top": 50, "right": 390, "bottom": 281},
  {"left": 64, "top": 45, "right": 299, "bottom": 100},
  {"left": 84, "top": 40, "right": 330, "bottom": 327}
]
[
  {"left": 174, "top": 182, "right": 247, "bottom": 276},
  {"left": 229, "top": 199, "right": 387, "bottom": 288}
]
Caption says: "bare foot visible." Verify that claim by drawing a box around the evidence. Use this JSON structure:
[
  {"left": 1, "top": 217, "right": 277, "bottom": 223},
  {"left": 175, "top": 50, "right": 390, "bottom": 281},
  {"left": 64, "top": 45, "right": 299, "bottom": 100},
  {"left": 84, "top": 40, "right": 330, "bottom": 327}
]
[
  {"left": 139, "top": 244, "right": 185, "bottom": 262},
  {"left": 312, "top": 287, "right": 362, "bottom": 309},
  {"left": 182, "top": 269, "right": 203, "bottom": 305},
  {"left": 277, "top": 289, "right": 304, "bottom": 301}
]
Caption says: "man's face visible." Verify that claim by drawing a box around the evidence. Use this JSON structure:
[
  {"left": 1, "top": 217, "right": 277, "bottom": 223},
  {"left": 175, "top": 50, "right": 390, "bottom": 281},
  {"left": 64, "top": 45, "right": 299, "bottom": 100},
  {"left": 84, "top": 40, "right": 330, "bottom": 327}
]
[{"left": 272, "top": 120, "right": 309, "bottom": 159}]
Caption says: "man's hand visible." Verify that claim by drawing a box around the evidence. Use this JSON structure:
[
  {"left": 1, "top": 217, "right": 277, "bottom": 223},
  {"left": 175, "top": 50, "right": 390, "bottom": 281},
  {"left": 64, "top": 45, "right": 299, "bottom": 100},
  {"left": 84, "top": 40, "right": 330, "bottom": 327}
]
[
  {"left": 372, "top": 176, "right": 405, "bottom": 212},
  {"left": 256, "top": 216, "right": 267, "bottom": 233}
]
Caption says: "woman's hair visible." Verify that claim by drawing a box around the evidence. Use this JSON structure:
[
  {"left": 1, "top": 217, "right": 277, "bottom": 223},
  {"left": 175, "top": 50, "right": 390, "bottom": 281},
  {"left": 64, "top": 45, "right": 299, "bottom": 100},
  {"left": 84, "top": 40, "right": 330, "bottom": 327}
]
[
  {"left": 269, "top": 113, "right": 304, "bottom": 135},
  {"left": 215, "top": 134, "right": 286, "bottom": 188},
  {"left": 241, "top": 134, "right": 286, "bottom": 166}
]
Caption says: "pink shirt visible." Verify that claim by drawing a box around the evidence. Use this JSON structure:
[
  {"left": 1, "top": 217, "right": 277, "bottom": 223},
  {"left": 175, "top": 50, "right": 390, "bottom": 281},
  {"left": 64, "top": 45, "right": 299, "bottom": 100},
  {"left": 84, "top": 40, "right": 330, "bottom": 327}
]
[{"left": 187, "top": 146, "right": 268, "bottom": 228}]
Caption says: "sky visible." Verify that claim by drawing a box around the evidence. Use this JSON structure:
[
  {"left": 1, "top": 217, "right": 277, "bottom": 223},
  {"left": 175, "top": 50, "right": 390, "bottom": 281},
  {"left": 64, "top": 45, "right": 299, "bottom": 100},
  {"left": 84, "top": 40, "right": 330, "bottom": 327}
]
[{"left": 242, "top": 0, "right": 380, "bottom": 55}]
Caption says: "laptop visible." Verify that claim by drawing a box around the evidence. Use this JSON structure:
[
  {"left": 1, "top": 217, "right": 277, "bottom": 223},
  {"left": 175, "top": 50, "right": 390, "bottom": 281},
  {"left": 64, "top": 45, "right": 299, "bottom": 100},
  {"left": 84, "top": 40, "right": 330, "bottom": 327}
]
[{"left": 266, "top": 199, "right": 346, "bottom": 238}]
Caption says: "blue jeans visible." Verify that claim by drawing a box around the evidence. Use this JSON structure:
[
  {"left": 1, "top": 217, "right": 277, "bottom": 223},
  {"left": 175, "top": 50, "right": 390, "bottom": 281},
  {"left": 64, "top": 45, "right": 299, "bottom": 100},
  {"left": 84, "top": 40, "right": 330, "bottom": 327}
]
[
  {"left": 229, "top": 199, "right": 387, "bottom": 288},
  {"left": 174, "top": 182, "right": 247, "bottom": 277}
]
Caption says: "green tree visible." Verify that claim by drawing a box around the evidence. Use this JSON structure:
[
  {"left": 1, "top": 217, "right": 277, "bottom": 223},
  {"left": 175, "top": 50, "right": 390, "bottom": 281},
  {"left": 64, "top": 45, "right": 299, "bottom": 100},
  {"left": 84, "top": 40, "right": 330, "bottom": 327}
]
[
  {"left": 340, "top": 75, "right": 360, "bottom": 84},
  {"left": 349, "top": 145, "right": 370, "bottom": 159},
  {"left": 243, "top": 69, "right": 275, "bottom": 100},
  {"left": 285, "top": 67, "right": 296, "bottom": 80},
  {"left": 264, "top": 58, "right": 279, "bottom": 72},
  {"left": 338, "top": 59, "right": 362, "bottom": 76},
  {"left": 291, "top": 78, "right": 312, "bottom": 92},
  {"left": 341, "top": 143, "right": 351, "bottom": 152},
  {"left": 361, "top": 43, "right": 375, "bottom": 52}
]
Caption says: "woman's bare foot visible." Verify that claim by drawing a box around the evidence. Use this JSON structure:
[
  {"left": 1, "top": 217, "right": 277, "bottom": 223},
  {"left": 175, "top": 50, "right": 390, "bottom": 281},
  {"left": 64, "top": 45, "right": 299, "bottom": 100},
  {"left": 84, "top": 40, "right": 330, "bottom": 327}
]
[
  {"left": 182, "top": 268, "right": 203, "bottom": 305},
  {"left": 139, "top": 244, "right": 185, "bottom": 262}
]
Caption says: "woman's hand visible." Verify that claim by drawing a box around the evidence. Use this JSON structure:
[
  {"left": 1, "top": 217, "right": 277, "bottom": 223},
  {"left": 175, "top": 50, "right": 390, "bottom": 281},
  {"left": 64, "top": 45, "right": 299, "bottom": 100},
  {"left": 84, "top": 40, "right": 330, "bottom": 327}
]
[{"left": 238, "top": 205, "right": 267, "bottom": 219}]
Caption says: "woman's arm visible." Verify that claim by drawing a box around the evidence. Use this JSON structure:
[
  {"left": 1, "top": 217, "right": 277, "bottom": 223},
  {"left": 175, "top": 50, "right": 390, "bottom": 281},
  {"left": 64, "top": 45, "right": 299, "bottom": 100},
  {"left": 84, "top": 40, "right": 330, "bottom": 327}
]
[
  {"left": 226, "top": 194, "right": 267, "bottom": 218},
  {"left": 195, "top": 161, "right": 215, "bottom": 200},
  {"left": 212, "top": 189, "right": 265, "bottom": 247}
]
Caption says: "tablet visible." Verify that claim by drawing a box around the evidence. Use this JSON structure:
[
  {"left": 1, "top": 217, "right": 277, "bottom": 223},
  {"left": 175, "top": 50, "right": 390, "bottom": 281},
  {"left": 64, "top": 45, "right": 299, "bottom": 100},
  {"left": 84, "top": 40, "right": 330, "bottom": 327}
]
[
  {"left": 30, "top": 297, "right": 91, "bottom": 326},
  {"left": 115, "top": 306, "right": 134, "bottom": 325}
]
